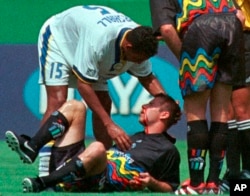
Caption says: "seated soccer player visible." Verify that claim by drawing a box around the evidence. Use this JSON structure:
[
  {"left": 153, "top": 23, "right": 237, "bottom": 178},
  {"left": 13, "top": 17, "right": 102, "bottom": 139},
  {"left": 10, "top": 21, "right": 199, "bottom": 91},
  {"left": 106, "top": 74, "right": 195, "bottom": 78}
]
[{"left": 5, "top": 93, "right": 181, "bottom": 193}]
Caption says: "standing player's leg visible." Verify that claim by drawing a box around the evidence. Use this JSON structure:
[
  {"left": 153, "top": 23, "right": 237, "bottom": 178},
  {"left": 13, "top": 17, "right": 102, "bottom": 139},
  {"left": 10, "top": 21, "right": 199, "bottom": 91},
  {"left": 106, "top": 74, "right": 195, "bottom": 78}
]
[
  {"left": 234, "top": 86, "right": 250, "bottom": 176},
  {"left": 236, "top": 31, "right": 250, "bottom": 176},
  {"left": 184, "top": 90, "right": 210, "bottom": 188},
  {"left": 175, "top": 90, "right": 210, "bottom": 195},
  {"left": 207, "top": 82, "right": 231, "bottom": 191},
  {"left": 41, "top": 85, "right": 68, "bottom": 125},
  {"left": 92, "top": 91, "right": 113, "bottom": 149},
  {"left": 37, "top": 19, "right": 71, "bottom": 125},
  {"left": 224, "top": 98, "right": 240, "bottom": 179},
  {"left": 223, "top": 31, "right": 250, "bottom": 181}
]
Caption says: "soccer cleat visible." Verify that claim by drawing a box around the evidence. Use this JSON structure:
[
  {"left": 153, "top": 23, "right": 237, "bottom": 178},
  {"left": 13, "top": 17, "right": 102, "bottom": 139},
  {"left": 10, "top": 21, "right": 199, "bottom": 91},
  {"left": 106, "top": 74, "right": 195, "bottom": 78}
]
[
  {"left": 5, "top": 130, "right": 37, "bottom": 164},
  {"left": 206, "top": 182, "right": 223, "bottom": 194},
  {"left": 219, "top": 169, "right": 233, "bottom": 193},
  {"left": 175, "top": 179, "right": 207, "bottom": 195},
  {"left": 219, "top": 179, "right": 230, "bottom": 193},
  {"left": 22, "top": 177, "right": 46, "bottom": 193},
  {"left": 240, "top": 170, "right": 250, "bottom": 179}
]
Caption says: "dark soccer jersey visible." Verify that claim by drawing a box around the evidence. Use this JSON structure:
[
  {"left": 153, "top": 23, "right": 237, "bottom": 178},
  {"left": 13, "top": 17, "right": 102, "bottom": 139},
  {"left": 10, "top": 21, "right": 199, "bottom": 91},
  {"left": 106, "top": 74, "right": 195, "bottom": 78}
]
[
  {"left": 112, "top": 131, "right": 180, "bottom": 191},
  {"left": 50, "top": 131, "right": 180, "bottom": 192}
]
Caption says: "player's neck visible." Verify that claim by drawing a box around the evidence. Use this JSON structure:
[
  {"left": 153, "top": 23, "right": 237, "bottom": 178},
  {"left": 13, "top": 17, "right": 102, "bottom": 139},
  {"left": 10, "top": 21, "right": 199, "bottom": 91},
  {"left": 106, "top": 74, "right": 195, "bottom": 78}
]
[{"left": 144, "top": 123, "right": 166, "bottom": 134}]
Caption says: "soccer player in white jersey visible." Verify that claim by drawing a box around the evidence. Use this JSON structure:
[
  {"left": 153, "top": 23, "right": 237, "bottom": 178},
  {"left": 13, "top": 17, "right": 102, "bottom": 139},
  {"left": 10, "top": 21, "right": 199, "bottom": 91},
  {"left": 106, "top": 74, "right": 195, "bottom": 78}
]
[{"left": 38, "top": 5, "right": 165, "bottom": 151}]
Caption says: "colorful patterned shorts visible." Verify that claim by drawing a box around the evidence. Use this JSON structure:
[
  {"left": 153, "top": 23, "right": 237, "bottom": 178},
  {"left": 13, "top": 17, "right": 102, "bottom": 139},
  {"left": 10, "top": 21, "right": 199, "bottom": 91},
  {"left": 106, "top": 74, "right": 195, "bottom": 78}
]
[{"left": 179, "top": 13, "right": 245, "bottom": 97}]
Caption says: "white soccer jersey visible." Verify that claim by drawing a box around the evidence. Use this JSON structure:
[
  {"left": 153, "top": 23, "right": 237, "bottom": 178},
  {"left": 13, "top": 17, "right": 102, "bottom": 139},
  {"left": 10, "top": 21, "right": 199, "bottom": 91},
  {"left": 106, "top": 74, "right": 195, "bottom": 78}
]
[{"left": 47, "top": 5, "right": 152, "bottom": 86}]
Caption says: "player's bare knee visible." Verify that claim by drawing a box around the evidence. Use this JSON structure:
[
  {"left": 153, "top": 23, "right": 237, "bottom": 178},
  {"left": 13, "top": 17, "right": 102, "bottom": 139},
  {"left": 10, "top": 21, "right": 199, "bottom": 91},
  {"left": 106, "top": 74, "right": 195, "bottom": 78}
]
[
  {"left": 89, "top": 141, "right": 106, "bottom": 154},
  {"left": 64, "top": 100, "right": 87, "bottom": 112}
]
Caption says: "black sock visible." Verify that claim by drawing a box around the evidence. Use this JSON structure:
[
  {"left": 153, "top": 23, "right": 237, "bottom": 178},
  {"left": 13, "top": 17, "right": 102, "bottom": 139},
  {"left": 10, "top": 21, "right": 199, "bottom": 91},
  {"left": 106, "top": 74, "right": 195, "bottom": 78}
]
[
  {"left": 29, "top": 111, "right": 69, "bottom": 151},
  {"left": 207, "top": 122, "right": 228, "bottom": 184},
  {"left": 40, "top": 156, "right": 86, "bottom": 187},
  {"left": 187, "top": 120, "right": 209, "bottom": 187},
  {"left": 225, "top": 120, "right": 240, "bottom": 178},
  {"left": 238, "top": 120, "right": 250, "bottom": 171}
]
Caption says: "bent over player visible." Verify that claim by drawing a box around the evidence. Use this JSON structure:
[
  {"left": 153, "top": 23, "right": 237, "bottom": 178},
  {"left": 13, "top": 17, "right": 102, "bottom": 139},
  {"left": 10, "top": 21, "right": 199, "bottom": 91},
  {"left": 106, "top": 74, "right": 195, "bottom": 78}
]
[
  {"left": 38, "top": 5, "right": 165, "bottom": 151},
  {"left": 6, "top": 94, "right": 181, "bottom": 193}
]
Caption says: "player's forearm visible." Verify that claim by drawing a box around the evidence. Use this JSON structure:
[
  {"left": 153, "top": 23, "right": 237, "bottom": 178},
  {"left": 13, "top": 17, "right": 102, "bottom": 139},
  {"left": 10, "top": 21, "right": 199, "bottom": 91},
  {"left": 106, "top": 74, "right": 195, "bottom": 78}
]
[
  {"left": 138, "top": 74, "right": 166, "bottom": 96},
  {"left": 77, "top": 81, "right": 112, "bottom": 126},
  {"left": 160, "top": 24, "right": 182, "bottom": 60},
  {"left": 147, "top": 177, "right": 173, "bottom": 192}
]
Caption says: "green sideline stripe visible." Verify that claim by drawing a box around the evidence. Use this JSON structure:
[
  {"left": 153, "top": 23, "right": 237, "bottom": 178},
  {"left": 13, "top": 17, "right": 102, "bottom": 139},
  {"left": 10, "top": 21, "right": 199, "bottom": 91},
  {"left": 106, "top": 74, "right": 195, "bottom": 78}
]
[{"left": 0, "top": 0, "right": 151, "bottom": 44}]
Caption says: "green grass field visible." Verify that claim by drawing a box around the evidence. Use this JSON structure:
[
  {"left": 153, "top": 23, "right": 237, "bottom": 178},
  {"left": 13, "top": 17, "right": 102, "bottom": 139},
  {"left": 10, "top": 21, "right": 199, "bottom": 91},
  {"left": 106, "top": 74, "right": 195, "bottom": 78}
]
[{"left": 0, "top": 140, "right": 229, "bottom": 196}]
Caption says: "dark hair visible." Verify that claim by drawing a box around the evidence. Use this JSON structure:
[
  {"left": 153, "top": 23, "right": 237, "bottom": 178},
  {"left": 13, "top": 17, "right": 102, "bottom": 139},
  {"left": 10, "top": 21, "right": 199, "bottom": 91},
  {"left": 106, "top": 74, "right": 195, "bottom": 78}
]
[
  {"left": 126, "top": 26, "right": 158, "bottom": 58},
  {"left": 155, "top": 93, "right": 181, "bottom": 127}
]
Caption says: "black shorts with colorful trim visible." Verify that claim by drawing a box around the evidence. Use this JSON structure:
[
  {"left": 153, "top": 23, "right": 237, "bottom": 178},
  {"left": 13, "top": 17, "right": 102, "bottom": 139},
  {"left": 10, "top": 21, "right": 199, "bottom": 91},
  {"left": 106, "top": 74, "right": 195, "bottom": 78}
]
[{"left": 179, "top": 12, "right": 245, "bottom": 97}]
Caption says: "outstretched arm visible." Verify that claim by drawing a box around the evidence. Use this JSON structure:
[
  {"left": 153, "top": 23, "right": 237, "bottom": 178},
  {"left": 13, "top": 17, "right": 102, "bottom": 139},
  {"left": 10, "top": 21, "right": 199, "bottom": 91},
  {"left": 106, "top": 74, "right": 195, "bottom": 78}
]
[
  {"left": 77, "top": 80, "right": 132, "bottom": 151},
  {"left": 138, "top": 73, "right": 166, "bottom": 96},
  {"left": 160, "top": 24, "right": 182, "bottom": 59}
]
